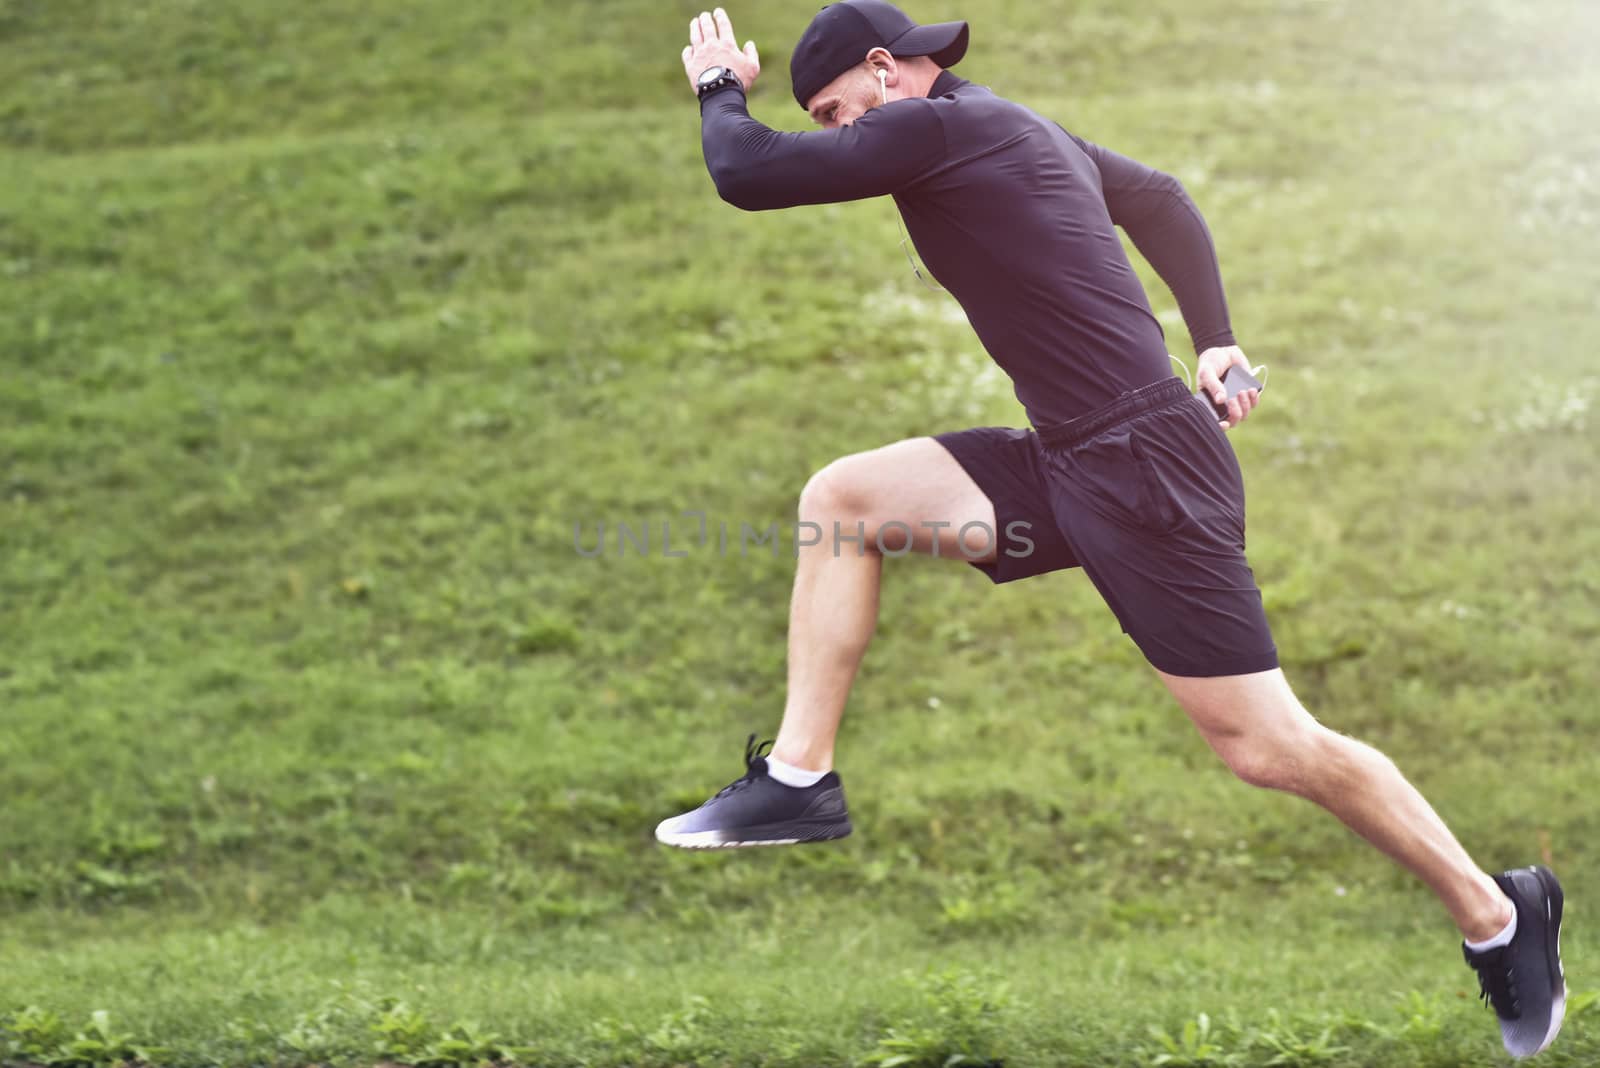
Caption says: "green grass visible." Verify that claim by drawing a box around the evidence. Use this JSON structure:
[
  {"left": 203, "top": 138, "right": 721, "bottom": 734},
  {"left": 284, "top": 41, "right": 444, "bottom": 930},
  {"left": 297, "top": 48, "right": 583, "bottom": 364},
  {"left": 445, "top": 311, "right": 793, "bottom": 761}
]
[{"left": 3, "top": 0, "right": 1600, "bottom": 1063}]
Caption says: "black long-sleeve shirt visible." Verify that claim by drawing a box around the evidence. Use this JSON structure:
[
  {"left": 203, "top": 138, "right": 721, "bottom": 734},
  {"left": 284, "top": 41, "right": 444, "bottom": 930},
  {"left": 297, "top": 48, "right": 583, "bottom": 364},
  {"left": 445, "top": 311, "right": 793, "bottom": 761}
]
[{"left": 699, "top": 71, "right": 1236, "bottom": 428}]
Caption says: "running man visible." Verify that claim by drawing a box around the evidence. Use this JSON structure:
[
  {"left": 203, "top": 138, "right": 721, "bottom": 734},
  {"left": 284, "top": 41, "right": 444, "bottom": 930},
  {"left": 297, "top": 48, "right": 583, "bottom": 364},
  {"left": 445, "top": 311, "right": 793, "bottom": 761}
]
[{"left": 656, "top": 3, "right": 1564, "bottom": 1056}]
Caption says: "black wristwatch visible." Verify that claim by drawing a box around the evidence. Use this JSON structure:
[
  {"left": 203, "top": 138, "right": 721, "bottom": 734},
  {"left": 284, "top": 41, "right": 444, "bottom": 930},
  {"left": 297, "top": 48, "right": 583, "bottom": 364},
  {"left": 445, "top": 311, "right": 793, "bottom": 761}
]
[{"left": 695, "top": 65, "right": 744, "bottom": 100}]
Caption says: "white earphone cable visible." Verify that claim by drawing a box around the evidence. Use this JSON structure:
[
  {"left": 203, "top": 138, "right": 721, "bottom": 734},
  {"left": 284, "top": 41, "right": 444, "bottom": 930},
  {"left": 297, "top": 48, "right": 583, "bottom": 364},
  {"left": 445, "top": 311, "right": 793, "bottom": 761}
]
[
  {"left": 881, "top": 70, "right": 946, "bottom": 293},
  {"left": 1168, "top": 354, "right": 1269, "bottom": 395},
  {"left": 1167, "top": 354, "right": 1193, "bottom": 391}
]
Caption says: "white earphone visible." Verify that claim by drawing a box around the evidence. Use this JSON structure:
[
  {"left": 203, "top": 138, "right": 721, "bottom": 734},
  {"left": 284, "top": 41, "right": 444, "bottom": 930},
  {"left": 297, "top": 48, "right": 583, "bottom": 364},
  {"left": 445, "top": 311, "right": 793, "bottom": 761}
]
[{"left": 877, "top": 68, "right": 888, "bottom": 104}]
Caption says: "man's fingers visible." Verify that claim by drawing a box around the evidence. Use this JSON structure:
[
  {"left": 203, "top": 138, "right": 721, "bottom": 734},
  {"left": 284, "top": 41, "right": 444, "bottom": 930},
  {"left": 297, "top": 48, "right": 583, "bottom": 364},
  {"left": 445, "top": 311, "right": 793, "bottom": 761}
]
[
  {"left": 689, "top": 15, "right": 703, "bottom": 46},
  {"left": 744, "top": 39, "right": 759, "bottom": 68},
  {"left": 1214, "top": 386, "right": 1262, "bottom": 430},
  {"left": 698, "top": 12, "right": 718, "bottom": 46},
  {"left": 714, "top": 6, "right": 735, "bottom": 41}
]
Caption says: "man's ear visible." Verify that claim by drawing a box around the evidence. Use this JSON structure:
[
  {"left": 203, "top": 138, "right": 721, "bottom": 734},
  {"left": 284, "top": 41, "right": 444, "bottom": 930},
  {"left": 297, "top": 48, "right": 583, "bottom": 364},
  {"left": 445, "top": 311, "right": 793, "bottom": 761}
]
[{"left": 864, "top": 46, "right": 898, "bottom": 87}]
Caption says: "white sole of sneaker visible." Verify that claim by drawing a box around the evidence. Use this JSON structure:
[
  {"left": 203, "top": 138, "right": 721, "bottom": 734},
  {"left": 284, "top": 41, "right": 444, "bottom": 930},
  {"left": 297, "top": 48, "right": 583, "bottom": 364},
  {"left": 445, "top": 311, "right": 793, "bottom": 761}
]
[
  {"left": 1535, "top": 889, "right": 1566, "bottom": 1055},
  {"left": 1537, "top": 990, "right": 1565, "bottom": 1056},
  {"left": 654, "top": 827, "right": 801, "bottom": 849},
  {"left": 1514, "top": 868, "right": 1566, "bottom": 1058}
]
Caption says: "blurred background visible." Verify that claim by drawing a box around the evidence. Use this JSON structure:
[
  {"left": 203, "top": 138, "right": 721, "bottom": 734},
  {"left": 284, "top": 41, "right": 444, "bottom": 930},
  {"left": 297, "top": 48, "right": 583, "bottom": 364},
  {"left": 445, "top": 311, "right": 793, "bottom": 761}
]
[{"left": 2, "top": 0, "right": 1598, "bottom": 1064}]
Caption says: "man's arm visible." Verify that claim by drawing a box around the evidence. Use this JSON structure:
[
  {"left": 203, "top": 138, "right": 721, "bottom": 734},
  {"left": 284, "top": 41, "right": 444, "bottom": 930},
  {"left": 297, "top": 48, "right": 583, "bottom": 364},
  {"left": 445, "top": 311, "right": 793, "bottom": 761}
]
[
  {"left": 1065, "top": 132, "right": 1235, "bottom": 354},
  {"left": 679, "top": 8, "right": 943, "bottom": 212},
  {"left": 1066, "top": 130, "right": 1259, "bottom": 426},
  {"left": 699, "top": 91, "right": 945, "bottom": 211}
]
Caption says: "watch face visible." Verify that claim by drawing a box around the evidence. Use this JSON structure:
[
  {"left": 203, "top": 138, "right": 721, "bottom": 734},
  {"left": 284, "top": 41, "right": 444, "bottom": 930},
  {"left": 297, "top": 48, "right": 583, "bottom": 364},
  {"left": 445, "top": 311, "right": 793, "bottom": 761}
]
[{"left": 698, "top": 66, "right": 728, "bottom": 86}]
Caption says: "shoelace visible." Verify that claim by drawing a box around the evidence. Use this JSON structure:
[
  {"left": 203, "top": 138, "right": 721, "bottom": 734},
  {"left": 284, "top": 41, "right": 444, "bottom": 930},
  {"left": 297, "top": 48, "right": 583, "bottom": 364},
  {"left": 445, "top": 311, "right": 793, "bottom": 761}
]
[
  {"left": 1464, "top": 943, "right": 1522, "bottom": 1019},
  {"left": 711, "top": 733, "right": 774, "bottom": 800}
]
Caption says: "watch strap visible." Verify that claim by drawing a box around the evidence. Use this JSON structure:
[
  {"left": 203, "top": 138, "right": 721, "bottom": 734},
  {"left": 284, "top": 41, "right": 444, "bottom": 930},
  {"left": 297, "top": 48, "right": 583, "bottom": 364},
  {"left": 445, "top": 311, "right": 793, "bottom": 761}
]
[{"left": 696, "top": 68, "right": 745, "bottom": 100}]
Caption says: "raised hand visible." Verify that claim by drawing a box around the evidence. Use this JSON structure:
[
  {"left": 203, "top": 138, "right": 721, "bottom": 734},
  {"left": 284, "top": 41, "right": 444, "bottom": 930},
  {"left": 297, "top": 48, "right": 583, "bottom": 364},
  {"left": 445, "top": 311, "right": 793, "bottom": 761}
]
[{"left": 681, "top": 7, "right": 760, "bottom": 94}]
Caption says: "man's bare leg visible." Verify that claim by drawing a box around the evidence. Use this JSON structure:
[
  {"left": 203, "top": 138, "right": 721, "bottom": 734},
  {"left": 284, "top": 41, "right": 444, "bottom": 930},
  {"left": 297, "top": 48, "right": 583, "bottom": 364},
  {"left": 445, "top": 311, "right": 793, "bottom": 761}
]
[
  {"left": 1157, "top": 667, "right": 1513, "bottom": 941},
  {"left": 655, "top": 436, "right": 997, "bottom": 849},
  {"left": 770, "top": 437, "right": 998, "bottom": 772},
  {"left": 727, "top": 436, "right": 1517, "bottom": 939}
]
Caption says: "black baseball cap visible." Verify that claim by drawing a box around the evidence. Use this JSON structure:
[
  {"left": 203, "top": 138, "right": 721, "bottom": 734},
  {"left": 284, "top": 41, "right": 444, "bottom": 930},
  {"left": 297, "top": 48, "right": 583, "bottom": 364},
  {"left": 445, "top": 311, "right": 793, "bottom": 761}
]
[{"left": 790, "top": 0, "right": 969, "bottom": 109}]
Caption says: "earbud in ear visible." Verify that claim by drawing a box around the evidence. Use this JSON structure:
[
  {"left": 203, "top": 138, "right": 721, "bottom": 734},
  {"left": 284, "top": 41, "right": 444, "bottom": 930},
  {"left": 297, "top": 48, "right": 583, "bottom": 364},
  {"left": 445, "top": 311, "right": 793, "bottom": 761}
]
[{"left": 877, "top": 68, "right": 888, "bottom": 104}]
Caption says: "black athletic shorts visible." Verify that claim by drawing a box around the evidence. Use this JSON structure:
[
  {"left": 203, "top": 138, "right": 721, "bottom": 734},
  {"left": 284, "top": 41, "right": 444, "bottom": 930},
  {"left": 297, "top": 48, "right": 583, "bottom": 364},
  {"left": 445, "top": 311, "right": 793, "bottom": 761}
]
[{"left": 934, "top": 377, "right": 1278, "bottom": 678}]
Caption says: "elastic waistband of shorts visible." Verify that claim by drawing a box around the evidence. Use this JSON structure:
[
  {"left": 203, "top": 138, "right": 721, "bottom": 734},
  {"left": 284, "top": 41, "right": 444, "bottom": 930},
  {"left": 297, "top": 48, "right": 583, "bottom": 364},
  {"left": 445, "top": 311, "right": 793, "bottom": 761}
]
[{"left": 1034, "top": 377, "right": 1191, "bottom": 450}]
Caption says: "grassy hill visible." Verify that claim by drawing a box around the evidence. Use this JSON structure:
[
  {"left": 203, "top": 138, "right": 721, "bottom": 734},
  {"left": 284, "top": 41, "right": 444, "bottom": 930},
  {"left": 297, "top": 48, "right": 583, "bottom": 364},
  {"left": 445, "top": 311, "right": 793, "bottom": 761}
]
[{"left": 2, "top": 0, "right": 1598, "bottom": 1064}]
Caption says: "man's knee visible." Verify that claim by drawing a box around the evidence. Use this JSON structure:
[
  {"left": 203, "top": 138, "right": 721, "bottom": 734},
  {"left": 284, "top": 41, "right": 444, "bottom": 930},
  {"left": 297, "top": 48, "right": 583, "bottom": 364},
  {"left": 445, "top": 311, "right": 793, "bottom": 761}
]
[
  {"left": 799, "top": 456, "right": 873, "bottom": 525},
  {"left": 1207, "top": 721, "right": 1329, "bottom": 793}
]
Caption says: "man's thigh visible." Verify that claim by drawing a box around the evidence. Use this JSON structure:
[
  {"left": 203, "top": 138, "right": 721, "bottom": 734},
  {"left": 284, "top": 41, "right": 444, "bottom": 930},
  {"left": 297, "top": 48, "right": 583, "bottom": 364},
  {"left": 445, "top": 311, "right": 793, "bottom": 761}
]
[
  {"left": 810, "top": 431, "right": 1074, "bottom": 576},
  {"left": 809, "top": 436, "right": 995, "bottom": 559},
  {"left": 928, "top": 427, "right": 1078, "bottom": 579},
  {"left": 1155, "top": 667, "right": 1312, "bottom": 742}
]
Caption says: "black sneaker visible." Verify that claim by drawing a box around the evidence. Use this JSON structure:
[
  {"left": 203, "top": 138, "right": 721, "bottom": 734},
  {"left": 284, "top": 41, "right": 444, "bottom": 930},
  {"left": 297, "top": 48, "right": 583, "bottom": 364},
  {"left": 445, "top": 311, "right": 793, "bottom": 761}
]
[
  {"left": 654, "top": 735, "right": 852, "bottom": 849},
  {"left": 1463, "top": 866, "right": 1566, "bottom": 1059}
]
